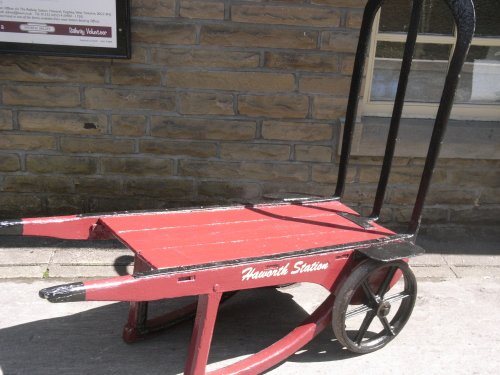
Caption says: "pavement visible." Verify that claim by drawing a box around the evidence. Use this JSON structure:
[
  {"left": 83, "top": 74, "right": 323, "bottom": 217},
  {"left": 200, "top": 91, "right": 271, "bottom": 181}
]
[{"left": 0, "top": 226, "right": 499, "bottom": 374}]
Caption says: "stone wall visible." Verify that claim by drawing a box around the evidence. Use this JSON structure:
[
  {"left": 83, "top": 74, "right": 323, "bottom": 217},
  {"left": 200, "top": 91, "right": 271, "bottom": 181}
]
[{"left": 0, "top": 0, "right": 498, "bottom": 227}]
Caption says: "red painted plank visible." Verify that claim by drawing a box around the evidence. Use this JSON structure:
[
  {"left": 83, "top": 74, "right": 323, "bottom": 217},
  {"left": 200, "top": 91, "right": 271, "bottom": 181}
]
[
  {"left": 99, "top": 201, "right": 394, "bottom": 269},
  {"left": 22, "top": 215, "right": 99, "bottom": 240}
]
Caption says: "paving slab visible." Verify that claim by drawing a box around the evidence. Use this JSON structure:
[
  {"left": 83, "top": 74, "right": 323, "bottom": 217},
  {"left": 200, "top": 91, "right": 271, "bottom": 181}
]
[
  {"left": 51, "top": 248, "right": 132, "bottom": 265},
  {"left": 409, "top": 253, "right": 446, "bottom": 266},
  {"left": 451, "top": 266, "right": 500, "bottom": 278},
  {"left": 0, "top": 265, "right": 48, "bottom": 279},
  {"left": 0, "top": 248, "right": 54, "bottom": 266},
  {"left": 411, "top": 265, "right": 457, "bottom": 279},
  {"left": 444, "top": 254, "right": 500, "bottom": 267},
  {"left": 48, "top": 264, "right": 135, "bottom": 278}
]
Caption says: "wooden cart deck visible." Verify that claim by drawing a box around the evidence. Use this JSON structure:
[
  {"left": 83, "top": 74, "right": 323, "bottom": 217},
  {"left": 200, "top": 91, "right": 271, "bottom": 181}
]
[{"left": 97, "top": 200, "right": 394, "bottom": 270}]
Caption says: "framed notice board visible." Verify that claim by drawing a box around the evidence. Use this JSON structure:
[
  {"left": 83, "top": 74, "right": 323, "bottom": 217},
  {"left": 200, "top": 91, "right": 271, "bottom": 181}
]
[{"left": 0, "top": 0, "right": 130, "bottom": 58}]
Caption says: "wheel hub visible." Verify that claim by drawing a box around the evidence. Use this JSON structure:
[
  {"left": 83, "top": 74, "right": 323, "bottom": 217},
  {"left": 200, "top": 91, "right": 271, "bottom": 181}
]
[{"left": 377, "top": 301, "right": 391, "bottom": 318}]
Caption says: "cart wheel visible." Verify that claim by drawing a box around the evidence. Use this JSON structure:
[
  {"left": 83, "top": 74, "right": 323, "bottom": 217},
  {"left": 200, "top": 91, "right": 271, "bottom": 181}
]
[{"left": 332, "top": 259, "right": 417, "bottom": 354}]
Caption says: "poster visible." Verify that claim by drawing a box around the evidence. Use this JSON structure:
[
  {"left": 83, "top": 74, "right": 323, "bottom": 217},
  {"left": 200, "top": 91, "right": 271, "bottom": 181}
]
[{"left": 0, "top": 0, "right": 130, "bottom": 58}]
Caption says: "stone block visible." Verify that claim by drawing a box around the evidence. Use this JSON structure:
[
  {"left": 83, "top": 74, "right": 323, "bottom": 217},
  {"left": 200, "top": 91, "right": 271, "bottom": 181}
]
[
  {"left": 179, "top": 160, "right": 309, "bottom": 182},
  {"left": 321, "top": 31, "right": 360, "bottom": 53},
  {"left": 111, "top": 115, "right": 147, "bottom": 137},
  {"left": 124, "top": 178, "right": 195, "bottom": 199},
  {"left": 19, "top": 112, "right": 106, "bottom": 135},
  {"left": 132, "top": 21, "right": 196, "bottom": 45},
  {"left": 0, "top": 134, "right": 56, "bottom": 151},
  {"left": 450, "top": 207, "right": 500, "bottom": 224},
  {"left": 238, "top": 95, "right": 309, "bottom": 119},
  {"left": 3, "top": 176, "right": 73, "bottom": 194},
  {"left": 0, "top": 110, "right": 12, "bottom": 130},
  {"left": 60, "top": 137, "right": 135, "bottom": 154},
  {"left": 131, "top": 0, "right": 176, "bottom": 17},
  {"left": 299, "top": 75, "right": 351, "bottom": 95},
  {"left": 167, "top": 71, "right": 295, "bottom": 93},
  {"left": 347, "top": 9, "right": 363, "bottom": 28},
  {"left": 0, "top": 154, "right": 21, "bottom": 172},
  {"left": 0, "top": 193, "right": 42, "bottom": 218},
  {"left": 0, "top": 56, "right": 106, "bottom": 84},
  {"left": 180, "top": 0, "right": 225, "bottom": 20},
  {"left": 151, "top": 117, "right": 256, "bottom": 141},
  {"left": 220, "top": 143, "right": 291, "bottom": 161},
  {"left": 311, "top": 0, "right": 367, "bottom": 7},
  {"left": 448, "top": 169, "right": 500, "bottom": 188},
  {"left": 201, "top": 24, "right": 317, "bottom": 49},
  {"left": 139, "top": 139, "right": 217, "bottom": 158},
  {"left": 3, "top": 85, "right": 80, "bottom": 107},
  {"left": 264, "top": 51, "right": 339, "bottom": 73},
  {"left": 85, "top": 88, "right": 175, "bottom": 111},
  {"left": 75, "top": 178, "right": 122, "bottom": 196},
  {"left": 111, "top": 66, "right": 162, "bottom": 86},
  {"left": 295, "top": 145, "right": 332, "bottom": 162},
  {"left": 312, "top": 96, "right": 347, "bottom": 119},
  {"left": 26, "top": 155, "right": 98, "bottom": 175},
  {"left": 46, "top": 195, "right": 87, "bottom": 214},
  {"left": 198, "top": 180, "right": 261, "bottom": 200},
  {"left": 101, "top": 157, "right": 174, "bottom": 176},
  {"left": 341, "top": 55, "right": 356, "bottom": 75},
  {"left": 479, "top": 188, "right": 500, "bottom": 204},
  {"left": 262, "top": 121, "right": 334, "bottom": 142},
  {"left": 231, "top": 4, "right": 340, "bottom": 27},
  {"left": 151, "top": 48, "right": 260, "bottom": 69},
  {"left": 179, "top": 92, "right": 234, "bottom": 115}
]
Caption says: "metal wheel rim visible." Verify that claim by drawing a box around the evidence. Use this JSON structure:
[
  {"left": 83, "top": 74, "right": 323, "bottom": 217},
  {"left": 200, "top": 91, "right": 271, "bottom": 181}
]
[{"left": 334, "top": 260, "right": 417, "bottom": 353}]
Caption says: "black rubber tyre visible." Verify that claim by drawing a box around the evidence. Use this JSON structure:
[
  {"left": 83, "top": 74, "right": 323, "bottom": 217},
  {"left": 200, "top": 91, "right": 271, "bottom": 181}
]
[{"left": 332, "top": 259, "right": 417, "bottom": 354}]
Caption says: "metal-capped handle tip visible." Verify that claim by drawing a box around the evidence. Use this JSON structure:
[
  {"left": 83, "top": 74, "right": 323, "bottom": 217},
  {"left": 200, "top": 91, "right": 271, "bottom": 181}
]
[{"left": 39, "top": 282, "right": 86, "bottom": 303}]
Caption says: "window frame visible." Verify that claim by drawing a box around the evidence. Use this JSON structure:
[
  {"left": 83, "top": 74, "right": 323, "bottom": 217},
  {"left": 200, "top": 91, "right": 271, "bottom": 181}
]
[{"left": 363, "top": 10, "right": 500, "bottom": 121}]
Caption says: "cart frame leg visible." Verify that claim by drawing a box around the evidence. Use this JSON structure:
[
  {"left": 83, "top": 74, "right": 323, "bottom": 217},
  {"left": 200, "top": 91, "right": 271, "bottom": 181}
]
[
  {"left": 123, "top": 256, "right": 151, "bottom": 342},
  {"left": 185, "top": 292, "right": 223, "bottom": 375},
  {"left": 123, "top": 256, "right": 202, "bottom": 343}
]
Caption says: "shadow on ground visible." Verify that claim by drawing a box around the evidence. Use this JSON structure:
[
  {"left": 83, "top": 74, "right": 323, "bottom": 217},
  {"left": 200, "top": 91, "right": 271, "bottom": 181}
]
[
  {"left": 0, "top": 287, "right": 355, "bottom": 375},
  {"left": 416, "top": 225, "right": 500, "bottom": 255}
]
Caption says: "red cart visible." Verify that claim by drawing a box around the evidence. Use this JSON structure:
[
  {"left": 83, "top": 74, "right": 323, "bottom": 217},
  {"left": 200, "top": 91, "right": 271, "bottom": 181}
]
[{"left": 0, "top": 0, "right": 475, "bottom": 374}]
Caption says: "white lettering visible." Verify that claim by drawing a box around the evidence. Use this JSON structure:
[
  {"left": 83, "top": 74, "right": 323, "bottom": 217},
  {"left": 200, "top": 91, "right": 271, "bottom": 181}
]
[
  {"left": 86, "top": 28, "right": 108, "bottom": 36},
  {"left": 291, "top": 260, "right": 329, "bottom": 275},
  {"left": 241, "top": 260, "right": 328, "bottom": 281},
  {"left": 69, "top": 26, "right": 85, "bottom": 36},
  {"left": 242, "top": 263, "right": 289, "bottom": 281}
]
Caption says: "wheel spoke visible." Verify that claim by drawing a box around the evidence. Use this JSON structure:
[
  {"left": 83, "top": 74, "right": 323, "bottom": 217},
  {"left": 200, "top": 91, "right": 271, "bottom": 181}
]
[
  {"left": 361, "top": 280, "right": 379, "bottom": 305},
  {"left": 354, "top": 311, "right": 376, "bottom": 345},
  {"left": 384, "top": 291, "right": 411, "bottom": 304},
  {"left": 380, "top": 316, "right": 396, "bottom": 336},
  {"left": 377, "top": 266, "right": 398, "bottom": 298},
  {"left": 345, "top": 304, "right": 374, "bottom": 319}
]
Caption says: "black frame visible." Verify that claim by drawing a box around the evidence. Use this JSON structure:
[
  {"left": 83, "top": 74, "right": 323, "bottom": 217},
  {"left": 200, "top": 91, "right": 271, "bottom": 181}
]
[
  {"left": 334, "top": 0, "right": 476, "bottom": 235},
  {"left": 0, "top": 0, "right": 131, "bottom": 59}
]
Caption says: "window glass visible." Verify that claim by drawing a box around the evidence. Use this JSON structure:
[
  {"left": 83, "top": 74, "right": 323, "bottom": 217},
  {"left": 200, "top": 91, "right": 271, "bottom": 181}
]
[
  {"left": 379, "top": 0, "right": 454, "bottom": 35},
  {"left": 368, "top": 0, "right": 500, "bottom": 119},
  {"left": 456, "top": 45, "right": 500, "bottom": 104},
  {"left": 474, "top": 0, "right": 500, "bottom": 37},
  {"left": 371, "top": 42, "right": 451, "bottom": 102}
]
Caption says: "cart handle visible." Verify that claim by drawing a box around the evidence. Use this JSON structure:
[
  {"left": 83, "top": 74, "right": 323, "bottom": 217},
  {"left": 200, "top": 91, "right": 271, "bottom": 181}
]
[{"left": 335, "top": 0, "right": 476, "bottom": 235}]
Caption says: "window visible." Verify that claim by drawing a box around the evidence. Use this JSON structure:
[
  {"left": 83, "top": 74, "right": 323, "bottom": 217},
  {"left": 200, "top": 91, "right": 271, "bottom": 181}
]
[{"left": 363, "top": 0, "right": 500, "bottom": 120}]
